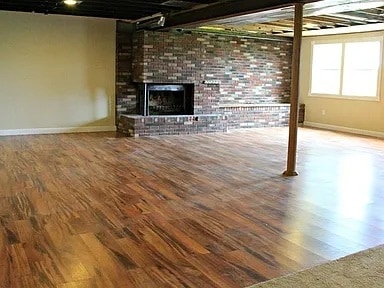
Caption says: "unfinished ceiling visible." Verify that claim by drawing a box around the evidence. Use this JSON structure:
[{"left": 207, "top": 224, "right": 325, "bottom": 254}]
[
  {"left": 1, "top": 0, "right": 383, "bottom": 35},
  {"left": 199, "top": 0, "right": 384, "bottom": 35},
  {"left": 0, "top": 0, "right": 218, "bottom": 20}
]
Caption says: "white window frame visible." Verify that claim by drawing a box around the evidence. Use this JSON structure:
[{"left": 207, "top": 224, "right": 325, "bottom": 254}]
[{"left": 309, "top": 36, "right": 383, "bottom": 102}]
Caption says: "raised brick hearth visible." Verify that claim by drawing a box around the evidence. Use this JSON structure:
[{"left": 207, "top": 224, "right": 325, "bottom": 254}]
[
  {"left": 116, "top": 27, "right": 292, "bottom": 137},
  {"left": 119, "top": 114, "right": 227, "bottom": 137},
  {"left": 220, "top": 104, "right": 290, "bottom": 130}
]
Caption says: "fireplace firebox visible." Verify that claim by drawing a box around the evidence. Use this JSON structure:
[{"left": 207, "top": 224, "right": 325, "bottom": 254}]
[{"left": 137, "top": 83, "right": 194, "bottom": 116}]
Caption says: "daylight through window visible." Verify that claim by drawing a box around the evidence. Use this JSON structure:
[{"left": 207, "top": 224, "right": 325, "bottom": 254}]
[{"left": 310, "top": 37, "right": 382, "bottom": 100}]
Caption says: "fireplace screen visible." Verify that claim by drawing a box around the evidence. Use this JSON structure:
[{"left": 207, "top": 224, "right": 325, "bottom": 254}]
[{"left": 137, "top": 83, "right": 194, "bottom": 116}]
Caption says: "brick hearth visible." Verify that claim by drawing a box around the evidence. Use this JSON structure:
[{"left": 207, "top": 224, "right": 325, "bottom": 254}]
[{"left": 119, "top": 114, "right": 227, "bottom": 137}]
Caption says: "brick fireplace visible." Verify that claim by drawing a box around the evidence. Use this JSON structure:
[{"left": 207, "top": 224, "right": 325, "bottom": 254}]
[
  {"left": 116, "top": 27, "right": 292, "bottom": 137},
  {"left": 137, "top": 83, "right": 194, "bottom": 116}
]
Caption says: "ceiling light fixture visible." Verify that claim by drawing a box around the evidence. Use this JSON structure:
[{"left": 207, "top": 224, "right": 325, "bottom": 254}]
[{"left": 63, "top": 0, "right": 82, "bottom": 6}]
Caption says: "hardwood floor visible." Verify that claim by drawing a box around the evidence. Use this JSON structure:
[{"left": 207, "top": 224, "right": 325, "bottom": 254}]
[{"left": 0, "top": 127, "right": 383, "bottom": 288}]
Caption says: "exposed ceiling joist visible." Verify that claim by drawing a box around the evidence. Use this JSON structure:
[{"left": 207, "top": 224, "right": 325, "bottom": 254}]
[
  {"left": 199, "top": 0, "right": 384, "bottom": 36},
  {"left": 0, "top": 0, "right": 217, "bottom": 20},
  {"left": 2, "top": 0, "right": 384, "bottom": 36},
  {"left": 342, "top": 10, "right": 384, "bottom": 22},
  {"left": 162, "top": 0, "right": 321, "bottom": 29}
]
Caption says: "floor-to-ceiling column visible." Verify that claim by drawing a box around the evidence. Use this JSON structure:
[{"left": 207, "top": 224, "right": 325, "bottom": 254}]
[{"left": 284, "top": 2, "right": 304, "bottom": 176}]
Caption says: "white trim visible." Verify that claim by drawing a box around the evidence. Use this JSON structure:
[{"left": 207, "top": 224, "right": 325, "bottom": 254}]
[
  {"left": 0, "top": 126, "right": 116, "bottom": 136},
  {"left": 305, "top": 122, "right": 384, "bottom": 139},
  {"left": 308, "top": 94, "right": 380, "bottom": 102},
  {"left": 281, "top": 23, "right": 384, "bottom": 37}
]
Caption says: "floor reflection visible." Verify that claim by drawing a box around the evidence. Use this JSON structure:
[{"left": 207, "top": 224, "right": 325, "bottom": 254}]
[{"left": 337, "top": 153, "right": 373, "bottom": 220}]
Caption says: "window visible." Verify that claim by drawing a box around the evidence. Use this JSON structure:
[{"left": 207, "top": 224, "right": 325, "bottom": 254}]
[{"left": 310, "top": 37, "right": 382, "bottom": 100}]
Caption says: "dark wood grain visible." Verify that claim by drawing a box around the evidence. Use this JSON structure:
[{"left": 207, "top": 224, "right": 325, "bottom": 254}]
[{"left": 0, "top": 127, "right": 384, "bottom": 287}]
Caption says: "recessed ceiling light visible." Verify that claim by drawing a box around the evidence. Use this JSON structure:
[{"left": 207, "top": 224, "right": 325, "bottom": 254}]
[{"left": 63, "top": 0, "right": 82, "bottom": 6}]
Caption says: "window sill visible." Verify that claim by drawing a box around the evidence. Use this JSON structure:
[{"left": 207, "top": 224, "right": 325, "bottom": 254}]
[{"left": 309, "top": 94, "right": 380, "bottom": 102}]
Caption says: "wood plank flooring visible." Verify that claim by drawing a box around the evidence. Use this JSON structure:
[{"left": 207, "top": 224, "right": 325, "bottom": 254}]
[{"left": 0, "top": 127, "right": 383, "bottom": 287}]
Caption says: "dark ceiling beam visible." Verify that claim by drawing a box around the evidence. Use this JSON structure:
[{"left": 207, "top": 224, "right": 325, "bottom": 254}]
[
  {"left": 0, "top": 1, "right": 176, "bottom": 12},
  {"left": 0, "top": 1, "right": 178, "bottom": 19},
  {"left": 0, "top": 0, "right": 219, "bottom": 20},
  {"left": 162, "top": 0, "right": 322, "bottom": 29},
  {"left": 0, "top": 6, "right": 154, "bottom": 19}
]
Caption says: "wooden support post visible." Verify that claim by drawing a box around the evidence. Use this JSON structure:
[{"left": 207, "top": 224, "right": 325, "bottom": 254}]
[{"left": 283, "top": 3, "right": 304, "bottom": 177}]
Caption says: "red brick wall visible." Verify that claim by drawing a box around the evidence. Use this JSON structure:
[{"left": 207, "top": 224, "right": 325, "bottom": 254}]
[
  {"left": 115, "top": 29, "right": 136, "bottom": 118},
  {"left": 116, "top": 28, "right": 293, "bottom": 127}
]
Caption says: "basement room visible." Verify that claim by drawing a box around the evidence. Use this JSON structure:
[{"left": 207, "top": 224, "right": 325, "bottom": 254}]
[{"left": 0, "top": 0, "right": 384, "bottom": 287}]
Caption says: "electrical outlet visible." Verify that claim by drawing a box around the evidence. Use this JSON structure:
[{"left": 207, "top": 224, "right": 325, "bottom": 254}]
[{"left": 321, "top": 109, "right": 326, "bottom": 116}]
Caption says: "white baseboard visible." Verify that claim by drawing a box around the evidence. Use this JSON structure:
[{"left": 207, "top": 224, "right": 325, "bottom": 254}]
[
  {"left": 305, "top": 122, "right": 384, "bottom": 139},
  {"left": 0, "top": 125, "right": 116, "bottom": 136}
]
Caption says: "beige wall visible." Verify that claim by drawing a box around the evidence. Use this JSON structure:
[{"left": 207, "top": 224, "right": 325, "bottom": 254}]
[
  {"left": 300, "top": 31, "right": 384, "bottom": 135},
  {"left": 0, "top": 11, "right": 116, "bottom": 133}
]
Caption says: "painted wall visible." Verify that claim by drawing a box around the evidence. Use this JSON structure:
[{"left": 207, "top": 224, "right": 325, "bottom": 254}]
[
  {"left": 0, "top": 11, "right": 116, "bottom": 134},
  {"left": 300, "top": 31, "right": 384, "bottom": 136}
]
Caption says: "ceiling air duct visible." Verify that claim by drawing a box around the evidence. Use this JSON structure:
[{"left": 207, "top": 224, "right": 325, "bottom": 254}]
[{"left": 136, "top": 14, "right": 166, "bottom": 30}]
